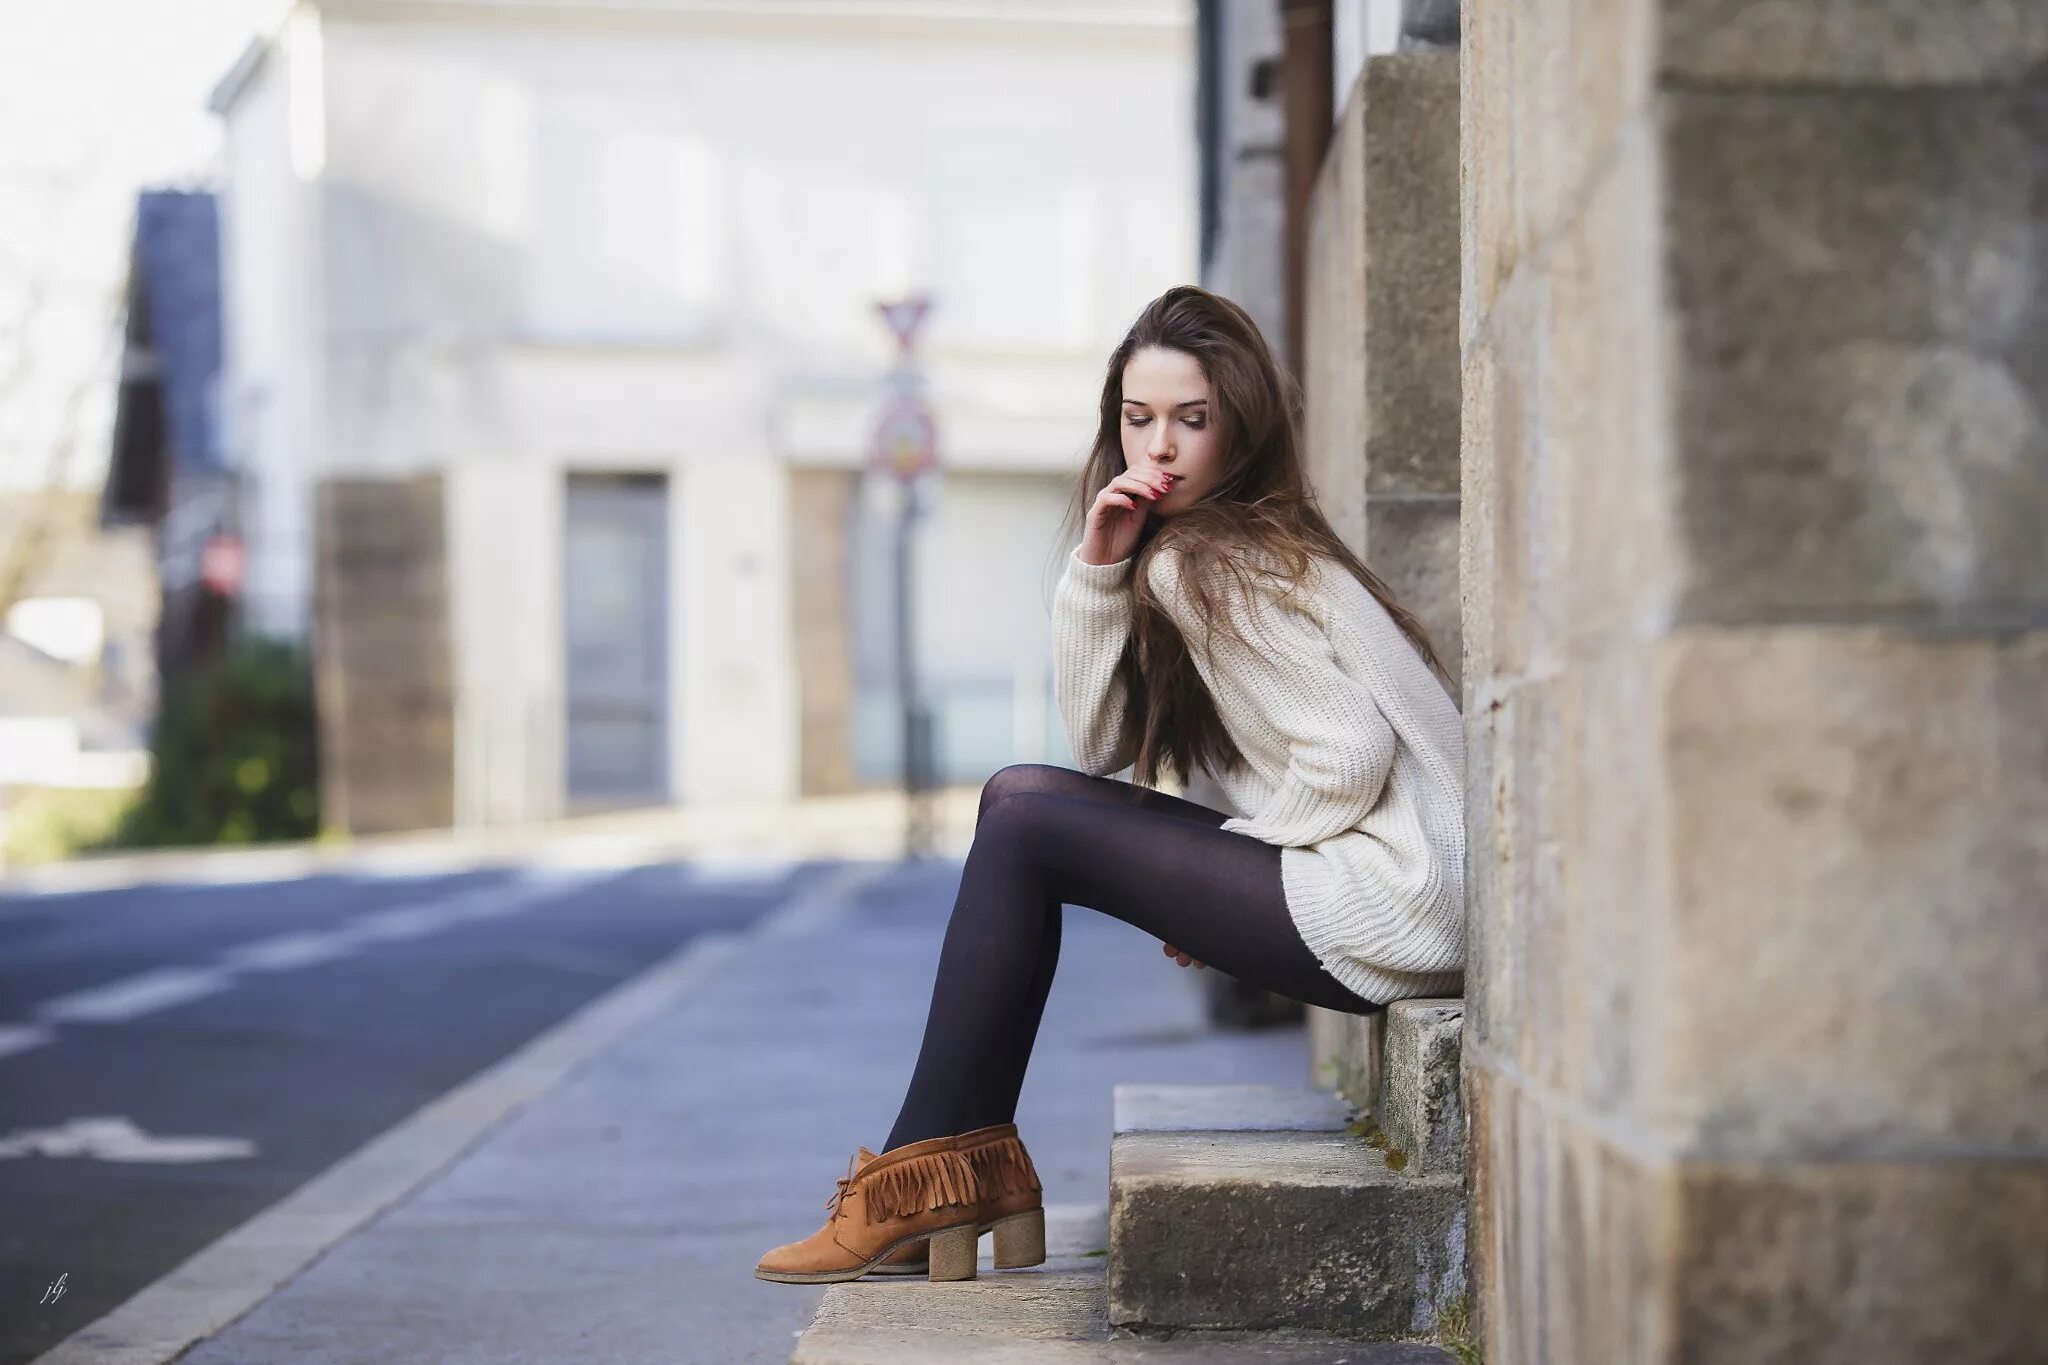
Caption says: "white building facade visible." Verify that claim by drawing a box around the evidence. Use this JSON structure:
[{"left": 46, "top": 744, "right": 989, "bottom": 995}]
[{"left": 208, "top": 0, "right": 1196, "bottom": 827}]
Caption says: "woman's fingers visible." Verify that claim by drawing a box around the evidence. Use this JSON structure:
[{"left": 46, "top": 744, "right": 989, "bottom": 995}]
[{"left": 1161, "top": 942, "right": 1204, "bottom": 969}]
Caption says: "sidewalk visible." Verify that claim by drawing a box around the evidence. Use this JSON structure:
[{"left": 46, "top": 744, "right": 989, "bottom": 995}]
[{"left": 37, "top": 851, "right": 1306, "bottom": 1364}]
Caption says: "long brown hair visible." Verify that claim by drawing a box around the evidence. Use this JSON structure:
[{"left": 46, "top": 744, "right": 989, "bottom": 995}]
[{"left": 1044, "top": 283, "right": 1451, "bottom": 793}]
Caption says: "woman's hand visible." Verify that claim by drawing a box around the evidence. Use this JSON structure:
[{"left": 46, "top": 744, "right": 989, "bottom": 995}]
[
  {"left": 1162, "top": 942, "right": 1205, "bottom": 970},
  {"left": 1079, "top": 468, "right": 1178, "bottom": 566}
]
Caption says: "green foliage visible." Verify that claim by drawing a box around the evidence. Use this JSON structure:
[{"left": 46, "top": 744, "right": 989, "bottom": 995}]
[
  {"left": 1345, "top": 1112, "right": 1409, "bottom": 1172},
  {"left": 98, "top": 635, "right": 320, "bottom": 850},
  {"left": 1435, "top": 1289, "right": 1483, "bottom": 1364},
  {"left": 1, "top": 785, "right": 135, "bottom": 867}
]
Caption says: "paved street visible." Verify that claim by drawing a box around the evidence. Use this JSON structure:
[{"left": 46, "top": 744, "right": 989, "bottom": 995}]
[
  {"left": 5, "top": 851, "right": 1308, "bottom": 1364},
  {"left": 0, "top": 858, "right": 819, "bottom": 1364}
]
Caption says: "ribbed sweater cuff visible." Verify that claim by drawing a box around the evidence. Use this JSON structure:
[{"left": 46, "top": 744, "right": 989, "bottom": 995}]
[{"left": 1060, "top": 546, "right": 1133, "bottom": 598}]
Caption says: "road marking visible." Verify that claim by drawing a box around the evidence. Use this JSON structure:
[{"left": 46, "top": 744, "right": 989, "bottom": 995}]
[
  {"left": 0, "top": 1024, "right": 53, "bottom": 1060},
  {"left": 6, "top": 869, "right": 631, "bottom": 1050},
  {"left": 346, "top": 903, "right": 460, "bottom": 943},
  {"left": 686, "top": 855, "right": 800, "bottom": 886},
  {"left": 38, "top": 968, "right": 230, "bottom": 1025},
  {"left": 215, "top": 931, "right": 358, "bottom": 972},
  {"left": 0, "top": 1117, "right": 257, "bottom": 1163}
]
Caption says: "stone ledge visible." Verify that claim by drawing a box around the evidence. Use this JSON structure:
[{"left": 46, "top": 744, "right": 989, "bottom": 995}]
[
  {"left": 1312, "top": 999, "right": 1467, "bottom": 1177},
  {"left": 789, "top": 1201, "right": 1452, "bottom": 1364},
  {"left": 1113, "top": 1084, "right": 1352, "bottom": 1134},
  {"left": 1380, "top": 1000, "right": 1466, "bottom": 1176},
  {"left": 1108, "top": 1086, "right": 1468, "bottom": 1339}
]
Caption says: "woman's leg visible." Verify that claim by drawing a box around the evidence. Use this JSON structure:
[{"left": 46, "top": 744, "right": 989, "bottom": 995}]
[{"left": 883, "top": 764, "right": 1379, "bottom": 1151}]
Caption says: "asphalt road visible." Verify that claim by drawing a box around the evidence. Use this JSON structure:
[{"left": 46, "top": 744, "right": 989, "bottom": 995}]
[{"left": 0, "top": 857, "right": 824, "bottom": 1364}]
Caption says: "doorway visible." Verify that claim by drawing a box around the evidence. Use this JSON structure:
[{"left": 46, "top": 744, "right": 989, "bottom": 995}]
[{"left": 563, "top": 471, "right": 670, "bottom": 810}]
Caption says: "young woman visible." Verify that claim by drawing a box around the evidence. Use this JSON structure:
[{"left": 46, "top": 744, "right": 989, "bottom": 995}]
[{"left": 754, "top": 284, "right": 1466, "bottom": 1285}]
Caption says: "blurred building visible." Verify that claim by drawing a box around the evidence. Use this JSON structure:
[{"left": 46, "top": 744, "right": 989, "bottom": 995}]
[
  {"left": 0, "top": 491, "right": 155, "bottom": 800},
  {"left": 100, "top": 188, "right": 239, "bottom": 686},
  {"left": 205, "top": 0, "right": 1197, "bottom": 832}
]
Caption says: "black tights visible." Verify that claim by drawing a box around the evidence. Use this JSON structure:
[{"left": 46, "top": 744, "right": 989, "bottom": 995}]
[{"left": 883, "top": 763, "right": 1383, "bottom": 1151}]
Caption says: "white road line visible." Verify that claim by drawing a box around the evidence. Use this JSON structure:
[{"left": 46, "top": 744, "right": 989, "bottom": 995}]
[
  {"left": 37, "top": 968, "right": 231, "bottom": 1025},
  {"left": 0, "top": 1024, "right": 53, "bottom": 1061},
  {"left": 8, "top": 868, "right": 629, "bottom": 1044},
  {"left": 0, "top": 1117, "right": 258, "bottom": 1163},
  {"left": 215, "top": 932, "right": 358, "bottom": 973},
  {"left": 346, "top": 903, "right": 463, "bottom": 943},
  {"left": 686, "top": 855, "right": 800, "bottom": 886}
]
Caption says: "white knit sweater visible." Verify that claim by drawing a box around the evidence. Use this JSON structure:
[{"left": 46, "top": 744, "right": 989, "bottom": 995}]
[{"left": 1051, "top": 541, "right": 1466, "bottom": 1005}]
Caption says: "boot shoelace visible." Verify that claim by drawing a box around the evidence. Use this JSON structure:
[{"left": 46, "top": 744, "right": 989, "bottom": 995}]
[{"left": 824, "top": 1151, "right": 861, "bottom": 1218}]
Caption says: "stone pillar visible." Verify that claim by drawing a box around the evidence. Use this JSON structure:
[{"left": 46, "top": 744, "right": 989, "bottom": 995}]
[
  {"left": 1301, "top": 49, "right": 1463, "bottom": 1097},
  {"left": 1461, "top": 3, "right": 2048, "bottom": 1360},
  {"left": 790, "top": 467, "right": 859, "bottom": 797}
]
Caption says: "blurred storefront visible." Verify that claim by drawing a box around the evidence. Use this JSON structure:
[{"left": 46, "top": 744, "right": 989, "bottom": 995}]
[{"left": 204, "top": 0, "right": 1196, "bottom": 833}]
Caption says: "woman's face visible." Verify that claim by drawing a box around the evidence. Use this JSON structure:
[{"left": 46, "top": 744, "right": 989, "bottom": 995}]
[{"left": 1119, "top": 344, "right": 1221, "bottom": 519}]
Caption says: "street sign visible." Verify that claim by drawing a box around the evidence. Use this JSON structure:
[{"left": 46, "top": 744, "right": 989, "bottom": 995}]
[
  {"left": 876, "top": 296, "right": 932, "bottom": 353},
  {"left": 200, "top": 533, "right": 246, "bottom": 596},
  {"left": 872, "top": 398, "right": 937, "bottom": 481},
  {"left": 870, "top": 294, "right": 939, "bottom": 484}
]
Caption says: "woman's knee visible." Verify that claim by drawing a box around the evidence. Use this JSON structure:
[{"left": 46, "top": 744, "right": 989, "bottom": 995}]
[{"left": 977, "top": 763, "right": 1084, "bottom": 826}]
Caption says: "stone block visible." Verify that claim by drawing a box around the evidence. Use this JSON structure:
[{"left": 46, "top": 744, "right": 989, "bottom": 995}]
[
  {"left": 1473, "top": 655, "right": 1661, "bottom": 1123},
  {"left": 1464, "top": 1065, "right": 1673, "bottom": 1365},
  {"left": 1304, "top": 54, "right": 1367, "bottom": 553},
  {"left": 1460, "top": 0, "right": 1656, "bottom": 330},
  {"left": 1378, "top": 1000, "right": 1465, "bottom": 1176},
  {"left": 1362, "top": 51, "right": 1461, "bottom": 500},
  {"left": 1365, "top": 494, "right": 1463, "bottom": 698},
  {"left": 1456, "top": 337, "right": 1501, "bottom": 695},
  {"left": 792, "top": 1196, "right": 1459, "bottom": 1363},
  {"left": 1668, "top": 1155, "right": 2048, "bottom": 1365},
  {"left": 1109, "top": 1085, "right": 1466, "bottom": 1338},
  {"left": 1114, "top": 1084, "right": 1350, "bottom": 1135},
  {"left": 1661, "top": 0, "right": 2048, "bottom": 85},
  {"left": 1109, "top": 1127, "right": 1465, "bottom": 1337},
  {"left": 1544, "top": 113, "right": 1679, "bottom": 663},
  {"left": 1459, "top": 279, "right": 1555, "bottom": 687},
  {"left": 1655, "top": 626, "right": 2048, "bottom": 1157},
  {"left": 1474, "top": 1064, "right": 2048, "bottom": 1365},
  {"left": 1663, "top": 86, "right": 2048, "bottom": 627}
]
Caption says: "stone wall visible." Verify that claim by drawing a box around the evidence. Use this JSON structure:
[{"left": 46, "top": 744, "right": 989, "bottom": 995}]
[
  {"left": 1299, "top": 48, "right": 1464, "bottom": 1104},
  {"left": 1459, "top": 3, "right": 2048, "bottom": 1360}
]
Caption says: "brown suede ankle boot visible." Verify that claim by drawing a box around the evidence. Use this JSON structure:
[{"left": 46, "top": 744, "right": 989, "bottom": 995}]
[
  {"left": 754, "top": 1134, "right": 982, "bottom": 1283},
  {"left": 866, "top": 1123, "right": 1046, "bottom": 1276}
]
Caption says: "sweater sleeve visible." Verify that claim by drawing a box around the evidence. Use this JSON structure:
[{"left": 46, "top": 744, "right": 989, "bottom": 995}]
[
  {"left": 1148, "top": 546, "right": 1397, "bottom": 847},
  {"left": 1051, "top": 545, "right": 1137, "bottom": 778}
]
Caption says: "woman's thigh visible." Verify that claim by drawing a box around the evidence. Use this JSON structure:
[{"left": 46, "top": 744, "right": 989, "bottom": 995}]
[
  {"left": 970, "top": 787, "right": 1379, "bottom": 1015},
  {"left": 976, "top": 763, "right": 1231, "bottom": 830}
]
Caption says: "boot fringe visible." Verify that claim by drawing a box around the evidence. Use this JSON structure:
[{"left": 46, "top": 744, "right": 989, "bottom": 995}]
[
  {"left": 965, "top": 1134, "right": 1041, "bottom": 1199},
  {"left": 863, "top": 1147, "right": 978, "bottom": 1224}
]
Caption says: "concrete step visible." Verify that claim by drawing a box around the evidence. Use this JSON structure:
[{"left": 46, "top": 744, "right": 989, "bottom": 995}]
[
  {"left": 1310, "top": 998, "right": 1466, "bottom": 1176},
  {"left": 788, "top": 1201, "right": 1455, "bottom": 1364},
  {"left": 1107, "top": 1084, "right": 1467, "bottom": 1340}
]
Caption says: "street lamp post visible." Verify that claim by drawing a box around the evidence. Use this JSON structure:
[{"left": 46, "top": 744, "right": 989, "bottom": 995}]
[{"left": 871, "top": 296, "right": 940, "bottom": 860}]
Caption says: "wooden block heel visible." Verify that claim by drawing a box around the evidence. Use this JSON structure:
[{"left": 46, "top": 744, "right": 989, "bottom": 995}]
[
  {"left": 925, "top": 1222, "right": 979, "bottom": 1281},
  {"left": 991, "top": 1207, "right": 1046, "bottom": 1268}
]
